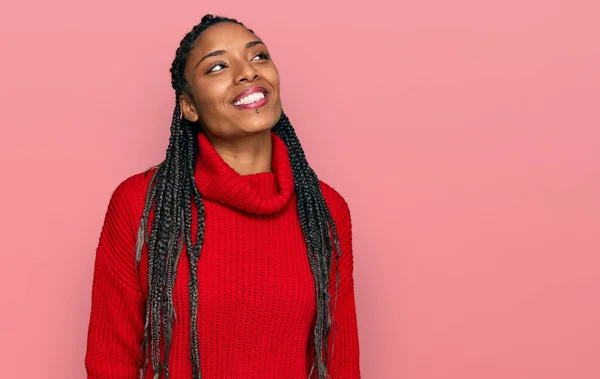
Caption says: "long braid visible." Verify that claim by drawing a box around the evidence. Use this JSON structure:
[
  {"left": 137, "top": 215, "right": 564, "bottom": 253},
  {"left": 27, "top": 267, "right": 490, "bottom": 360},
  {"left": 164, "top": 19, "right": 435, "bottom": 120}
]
[
  {"left": 134, "top": 14, "right": 343, "bottom": 379},
  {"left": 272, "top": 115, "right": 343, "bottom": 378},
  {"left": 182, "top": 117, "right": 205, "bottom": 378}
]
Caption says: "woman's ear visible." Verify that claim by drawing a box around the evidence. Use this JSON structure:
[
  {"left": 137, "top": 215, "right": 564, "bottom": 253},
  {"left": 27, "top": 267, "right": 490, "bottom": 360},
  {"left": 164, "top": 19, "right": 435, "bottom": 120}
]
[{"left": 179, "top": 94, "right": 199, "bottom": 122}]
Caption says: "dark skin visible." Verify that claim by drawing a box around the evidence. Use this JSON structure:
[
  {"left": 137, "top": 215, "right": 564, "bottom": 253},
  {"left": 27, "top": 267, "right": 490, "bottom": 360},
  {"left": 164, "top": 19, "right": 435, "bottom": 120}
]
[{"left": 179, "top": 22, "right": 283, "bottom": 176}]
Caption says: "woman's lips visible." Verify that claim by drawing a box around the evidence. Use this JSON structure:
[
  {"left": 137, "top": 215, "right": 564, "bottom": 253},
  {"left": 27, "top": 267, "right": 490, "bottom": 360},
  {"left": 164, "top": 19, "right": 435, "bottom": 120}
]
[
  {"left": 232, "top": 92, "right": 269, "bottom": 110},
  {"left": 232, "top": 86, "right": 267, "bottom": 103}
]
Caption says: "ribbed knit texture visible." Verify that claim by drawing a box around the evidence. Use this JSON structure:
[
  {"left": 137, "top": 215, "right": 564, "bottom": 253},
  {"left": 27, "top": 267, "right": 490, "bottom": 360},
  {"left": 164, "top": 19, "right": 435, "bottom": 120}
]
[{"left": 85, "top": 131, "right": 361, "bottom": 378}]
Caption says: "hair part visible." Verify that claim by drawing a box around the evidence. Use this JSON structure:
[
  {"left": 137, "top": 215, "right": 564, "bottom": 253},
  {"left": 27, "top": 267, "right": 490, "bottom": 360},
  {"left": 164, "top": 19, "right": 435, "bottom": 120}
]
[{"left": 135, "top": 14, "right": 342, "bottom": 379}]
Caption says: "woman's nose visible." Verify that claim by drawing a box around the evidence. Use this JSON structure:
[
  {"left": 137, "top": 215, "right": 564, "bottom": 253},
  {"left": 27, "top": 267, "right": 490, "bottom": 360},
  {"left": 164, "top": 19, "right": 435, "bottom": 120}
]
[{"left": 234, "top": 61, "right": 259, "bottom": 83}]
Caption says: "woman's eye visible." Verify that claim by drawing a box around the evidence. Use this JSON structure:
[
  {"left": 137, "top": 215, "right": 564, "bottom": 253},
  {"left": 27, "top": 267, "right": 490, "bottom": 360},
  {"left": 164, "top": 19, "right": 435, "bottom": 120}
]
[
  {"left": 208, "top": 62, "right": 227, "bottom": 73},
  {"left": 207, "top": 53, "right": 269, "bottom": 73},
  {"left": 251, "top": 52, "right": 270, "bottom": 61}
]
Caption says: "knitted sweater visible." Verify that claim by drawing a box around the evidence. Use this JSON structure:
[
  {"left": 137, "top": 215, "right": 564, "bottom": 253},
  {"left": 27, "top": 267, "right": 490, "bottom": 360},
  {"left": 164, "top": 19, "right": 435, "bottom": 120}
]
[{"left": 85, "top": 130, "right": 361, "bottom": 378}]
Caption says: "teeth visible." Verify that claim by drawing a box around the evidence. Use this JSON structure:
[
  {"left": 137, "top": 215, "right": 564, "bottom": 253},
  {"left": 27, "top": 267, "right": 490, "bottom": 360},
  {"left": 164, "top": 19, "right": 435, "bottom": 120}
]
[{"left": 234, "top": 92, "right": 265, "bottom": 106}]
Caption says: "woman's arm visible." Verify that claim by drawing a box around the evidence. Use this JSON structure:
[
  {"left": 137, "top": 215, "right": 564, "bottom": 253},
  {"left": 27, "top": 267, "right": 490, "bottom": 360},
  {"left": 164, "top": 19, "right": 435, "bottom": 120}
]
[
  {"left": 85, "top": 178, "right": 145, "bottom": 379},
  {"left": 308, "top": 183, "right": 362, "bottom": 378},
  {"left": 325, "top": 195, "right": 361, "bottom": 378}
]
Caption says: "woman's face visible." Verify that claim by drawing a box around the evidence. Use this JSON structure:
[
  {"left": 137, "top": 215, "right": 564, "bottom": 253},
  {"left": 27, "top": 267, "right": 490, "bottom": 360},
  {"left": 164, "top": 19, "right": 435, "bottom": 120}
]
[{"left": 180, "top": 22, "right": 282, "bottom": 140}]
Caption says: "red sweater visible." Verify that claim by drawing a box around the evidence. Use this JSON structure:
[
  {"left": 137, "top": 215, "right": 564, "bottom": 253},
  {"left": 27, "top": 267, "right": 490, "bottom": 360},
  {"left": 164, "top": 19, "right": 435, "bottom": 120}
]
[{"left": 85, "top": 130, "right": 361, "bottom": 378}]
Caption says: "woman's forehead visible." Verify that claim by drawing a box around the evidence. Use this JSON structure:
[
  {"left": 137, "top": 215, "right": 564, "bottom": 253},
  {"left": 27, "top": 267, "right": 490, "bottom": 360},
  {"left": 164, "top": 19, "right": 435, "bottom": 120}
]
[{"left": 194, "top": 22, "right": 258, "bottom": 52}]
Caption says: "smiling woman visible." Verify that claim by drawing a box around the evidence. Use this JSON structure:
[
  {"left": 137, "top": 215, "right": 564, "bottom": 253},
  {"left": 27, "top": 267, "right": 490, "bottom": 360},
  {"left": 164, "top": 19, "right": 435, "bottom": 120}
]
[
  {"left": 177, "top": 22, "right": 283, "bottom": 148},
  {"left": 85, "top": 14, "right": 361, "bottom": 379}
]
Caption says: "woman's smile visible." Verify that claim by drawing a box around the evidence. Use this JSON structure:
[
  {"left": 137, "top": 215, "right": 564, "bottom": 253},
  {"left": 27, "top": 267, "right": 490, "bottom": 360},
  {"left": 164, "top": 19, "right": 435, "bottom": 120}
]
[{"left": 231, "top": 85, "right": 270, "bottom": 110}]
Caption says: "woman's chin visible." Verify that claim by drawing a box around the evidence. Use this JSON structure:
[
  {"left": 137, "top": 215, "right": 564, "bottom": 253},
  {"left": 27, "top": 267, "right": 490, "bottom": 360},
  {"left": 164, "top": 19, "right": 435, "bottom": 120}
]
[
  {"left": 236, "top": 120, "right": 275, "bottom": 136},
  {"left": 235, "top": 111, "right": 280, "bottom": 134}
]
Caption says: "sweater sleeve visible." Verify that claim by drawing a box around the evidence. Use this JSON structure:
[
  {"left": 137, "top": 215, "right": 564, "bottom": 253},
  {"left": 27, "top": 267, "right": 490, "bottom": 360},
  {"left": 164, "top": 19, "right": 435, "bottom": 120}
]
[
  {"left": 325, "top": 195, "right": 361, "bottom": 378},
  {"left": 308, "top": 185, "right": 362, "bottom": 379},
  {"left": 85, "top": 177, "right": 145, "bottom": 379}
]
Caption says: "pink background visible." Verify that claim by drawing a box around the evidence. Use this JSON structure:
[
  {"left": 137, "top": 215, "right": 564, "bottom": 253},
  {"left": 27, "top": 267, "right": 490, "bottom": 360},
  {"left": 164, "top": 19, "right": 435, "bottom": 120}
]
[{"left": 1, "top": 0, "right": 599, "bottom": 378}]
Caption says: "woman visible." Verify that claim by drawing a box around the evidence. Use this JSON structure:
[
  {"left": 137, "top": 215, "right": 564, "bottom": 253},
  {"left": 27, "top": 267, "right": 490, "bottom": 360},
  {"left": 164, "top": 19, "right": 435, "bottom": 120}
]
[{"left": 85, "top": 14, "right": 361, "bottom": 379}]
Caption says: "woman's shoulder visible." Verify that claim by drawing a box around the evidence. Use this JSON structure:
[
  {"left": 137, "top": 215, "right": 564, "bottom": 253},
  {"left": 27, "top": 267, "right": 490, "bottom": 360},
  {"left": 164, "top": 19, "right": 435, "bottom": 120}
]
[
  {"left": 318, "top": 179, "right": 351, "bottom": 223},
  {"left": 113, "top": 164, "right": 158, "bottom": 195},
  {"left": 319, "top": 180, "right": 355, "bottom": 288},
  {"left": 106, "top": 164, "right": 160, "bottom": 219}
]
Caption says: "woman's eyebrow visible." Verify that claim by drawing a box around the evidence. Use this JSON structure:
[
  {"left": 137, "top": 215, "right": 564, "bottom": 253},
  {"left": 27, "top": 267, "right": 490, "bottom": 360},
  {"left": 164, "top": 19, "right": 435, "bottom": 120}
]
[{"left": 194, "top": 40, "right": 265, "bottom": 70}]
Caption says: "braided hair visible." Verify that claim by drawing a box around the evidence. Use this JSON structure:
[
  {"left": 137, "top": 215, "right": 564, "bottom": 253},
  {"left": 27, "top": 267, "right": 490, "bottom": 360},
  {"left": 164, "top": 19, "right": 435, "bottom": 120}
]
[{"left": 135, "top": 14, "right": 343, "bottom": 379}]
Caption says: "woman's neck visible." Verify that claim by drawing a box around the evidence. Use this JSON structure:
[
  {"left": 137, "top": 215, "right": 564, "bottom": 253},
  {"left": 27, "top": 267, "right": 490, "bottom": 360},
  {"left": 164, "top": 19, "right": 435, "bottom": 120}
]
[{"left": 203, "top": 128, "right": 273, "bottom": 176}]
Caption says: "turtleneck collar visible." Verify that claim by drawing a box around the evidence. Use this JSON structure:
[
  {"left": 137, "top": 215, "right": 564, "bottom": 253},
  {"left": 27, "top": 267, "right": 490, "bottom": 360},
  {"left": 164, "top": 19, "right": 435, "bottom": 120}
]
[{"left": 194, "top": 131, "right": 295, "bottom": 215}]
